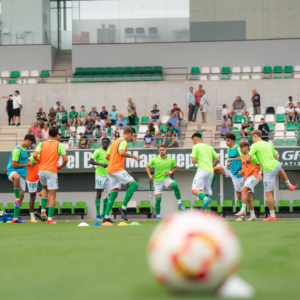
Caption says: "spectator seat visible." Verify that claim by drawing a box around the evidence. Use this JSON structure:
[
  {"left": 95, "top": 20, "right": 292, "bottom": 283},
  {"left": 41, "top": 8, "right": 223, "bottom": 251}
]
[
  {"left": 191, "top": 67, "right": 200, "bottom": 74},
  {"left": 54, "top": 202, "right": 61, "bottom": 215},
  {"left": 233, "top": 124, "right": 241, "bottom": 130},
  {"left": 138, "top": 125, "right": 148, "bottom": 133},
  {"left": 234, "top": 115, "right": 242, "bottom": 123},
  {"left": 292, "top": 200, "right": 300, "bottom": 213},
  {"left": 241, "top": 75, "right": 250, "bottom": 80},
  {"left": 77, "top": 126, "right": 85, "bottom": 134},
  {"left": 137, "top": 134, "right": 145, "bottom": 140},
  {"left": 1, "top": 71, "right": 9, "bottom": 77},
  {"left": 193, "top": 200, "right": 203, "bottom": 210},
  {"left": 221, "top": 75, "right": 229, "bottom": 80},
  {"left": 135, "top": 116, "right": 140, "bottom": 125},
  {"left": 133, "top": 67, "right": 143, "bottom": 75},
  {"left": 134, "top": 142, "right": 140, "bottom": 148},
  {"left": 0, "top": 203, "right": 6, "bottom": 213},
  {"left": 211, "top": 67, "right": 220, "bottom": 74},
  {"left": 265, "top": 115, "right": 274, "bottom": 123},
  {"left": 247, "top": 107, "right": 254, "bottom": 114},
  {"left": 252, "top": 66, "right": 262, "bottom": 73},
  {"left": 104, "top": 67, "right": 114, "bottom": 75},
  {"left": 221, "top": 67, "right": 230, "bottom": 74},
  {"left": 273, "top": 75, "right": 282, "bottom": 79},
  {"left": 144, "top": 75, "right": 162, "bottom": 81},
  {"left": 201, "top": 67, "right": 210, "bottom": 74},
  {"left": 85, "top": 68, "right": 95, "bottom": 75},
  {"left": 275, "top": 123, "right": 285, "bottom": 131},
  {"left": 131, "top": 125, "right": 138, "bottom": 132},
  {"left": 6, "top": 202, "right": 15, "bottom": 213},
  {"left": 286, "top": 140, "right": 295, "bottom": 146},
  {"left": 70, "top": 126, "right": 76, "bottom": 132},
  {"left": 284, "top": 74, "right": 292, "bottom": 79},
  {"left": 111, "top": 201, "right": 122, "bottom": 218},
  {"left": 41, "top": 71, "right": 50, "bottom": 77},
  {"left": 286, "top": 132, "right": 295, "bottom": 139},
  {"left": 17, "top": 79, "right": 23, "bottom": 84},
  {"left": 139, "top": 201, "right": 153, "bottom": 218},
  {"left": 276, "top": 106, "right": 285, "bottom": 114},
  {"left": 8, "top": 80, "right": 16, "bottom": 84},
  {"left": 126, "top": 201, "right": 140, "bottom": 216},
  {"left": 127, "top": 142, "right": 133, "bottom": 148},
  {"left": 19, "top": 202, "right": 30, "bottom": 216},
  {"left": 210, "top": 75, "right": 219, "bottom": 80},
  {"left": 73, "top": 76, "right": 85, "bottom": 83},
  {"left": 114, "top": 67, "right": 123, "bottom": 75},
  {"left": 232, "top": 66, "right": 241, "bottom": 73},
  {"left": 30, "top": 70, "right": 39, "bottom": 77},
  {"left": 264, "top": 201, "right": 278, "bottom": 217},
  {"left": 74, "top": 68, "right": 85, "bottom": 76},
  {"left": 143, "top": 66, "right": 153, "bottom": 74},
  {"left": 94, "top": 67, "right": 104, "bottom": 75},
  {"left": 222, "top": 200, "right": 235, "bottom": 217},
  {"left": 124, "top": 117, "right": 129, "bottom": 123},
  {"left": 231, "top": 75, "right": 240, "bottom": 80},
  {"left": 160, "top": 124, "right": 168, "bottom": 133},
  {"left": 254, "top": 114, "right": 264, "bottom": 123},
  {"left": 11, "top": 71, "right": 20, "bottom": 78},
  {"left": 20, "top": 70, "right": 29, "bottom": 77},
  {"left": 252, "top": 75, "right": 261, "bottom": 80},
  {"left": 274, "top": 140, "right": 284, "bottom": 146},
  {"left": 251, "top": 200, "right": 264, "bottom": 218},
  {"left": 297, "top": 123, "right": 300, "bottom": 130},
  {"left": 153, "top": 66, "right": 162, "bottom": 74},
  {"left": 286, "top": 123, "right": 295, "bottom": 131},
  {"left": 220, "top": 140, "right": 227, "bottom": 147},
  {"left": 74, "top": 202, "right": 88, "bottom": 219},
  {"left": 273, "top": 66, "right": 283, "bottom": 73},
  {"left": 263, "top": 66, "right": 272, "bottom": 74},
  {"left": 242, "top": 66, "right": 251, "bottom": 73},
  {"left": 28, "top": 79, "right": 37, "bottom": 84},
  {"left": 200, "top": 75, "right": 208, "bottom": 80},
  {"left": 267, "top": 123, "right": 274, "bottom": 132},
  {"left": 284, "top": 66, "right": 293, "bottom": 73},
  {"left": 233, "top": 132, "right": 241, "bottom": 140},
  {"left": 178, "top": 200, "right": 192, "bottom": 211},
  {"left": 276, "top": 114, "right": 285, "bottom": 122},
  {"left": 278, "top": 200, "right": 292, "bottom": 214},
  {"left": 123, "top": 67, "right": 133, "bottom": 75},
  {"left": 61, "top": 202, "right": 74, "bottom": 215},
  {"left": 161, "top": 116, "right": 169, "bottom": 124},
  {"left": 294, "top": 74, "right": 300, "bottom": 79}
]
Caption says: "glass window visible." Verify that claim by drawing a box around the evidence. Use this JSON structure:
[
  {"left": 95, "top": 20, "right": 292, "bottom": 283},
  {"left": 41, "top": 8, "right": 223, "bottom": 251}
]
[
  {"left": 279, "top": 171, "right": 300, "bottom": 190},
  {"left": 130, "top": 172, "right": 151, "bottom": 191}
]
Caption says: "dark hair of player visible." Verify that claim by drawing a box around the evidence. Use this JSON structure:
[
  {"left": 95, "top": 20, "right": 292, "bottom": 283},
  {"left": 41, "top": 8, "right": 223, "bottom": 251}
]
[
  {"left": 49, "top": 127, "right": 59, "bottom": 138},
  {"left": 158, "top": 144, "right": 166, "bottom": 149},
  {"left": 191, "top": 132, "right": 202, "bottom": 140},
  {"left": 226, "top": 133, "right": 236, "bottom": 141},
  {"left": 124, "top": 127, "right": 133, "bottom": 135},
  {"left": 101, "top": 138, "right": 110, "bottom": 144},
  {"left": 251, "top": 130, "right": 262, "bottom": 138},
  {"left": 24, "top": 134, "right": 36, "bottom": 144},
  {"left": 239, "top": 141, "right": 249, "bottom": 148}
]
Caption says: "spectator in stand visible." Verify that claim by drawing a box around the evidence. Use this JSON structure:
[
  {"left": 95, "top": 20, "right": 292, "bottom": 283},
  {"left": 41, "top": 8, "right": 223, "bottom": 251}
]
[
  {"left": 89, "top": 106, "right": 99, "bottom": 122},
  {"left": 143, "top": 130, "right": 154, "bottom": 148},
  {"left": 55, "top": 107, "right": 62, "bottom": 127},
  {"left": 116, "top": 114, "right": 127, "bottom": 130},
  {"left": 36, "top": 107, "right": 47, "bottom": 122},
  {"left": 93, "top": 125, "right": 102, "bottom": 141},
  {"left": 285, "top": 102, "right": 295, "bottom": 122},
  {"left": 61, "top": 106, "right": 68, "bottom": 124},
  {"left": 61, "top": 125, "right": 75, "bottom": 143},
  {"left": 114, "top": 131, "right": 120, "bottom": 142},
  {"left": 193, "top": 124, "right": 206, "bottom": 136},
  {"left": 258, "top": 118, "right": 269, "bottom": 141},
  {"left": 241, "top": 121, "right": 249, "bottom": 139},
  {"left": 285, "top": 96, "right": 297, "bottom": 122},
  {"left": 167, "top": 112, "right": 181, "bottom": 137},
  {"left": 105, "top": 122, "right": 115, "bottom": 139},
  {"left": 127, "top": 98, "right": 136, "bottom": 125},
  {"left": 295, "top": 102, "right": 300, "bottom": 122},
  {"left": 187, "top": 87, "right": 195, "bottom": 122},
  {"left": 29, "top": 122, "right": 41, "bottom": 144},
  {"left": 77, "top": 105, "right": 88, "bottom": 125},
  {"left": 53, "top": 101, "right": 61, "bottom": 111},
  {"left": 164, "top": 130, "right": 179, "bottom": 148},
  {"left": 171, "top": 103, "right": 184, "bottom": 121},
  {"left": 5, "top": 94, "right": 13, "bottom": 125},
  {"left": 222, "top": 104, "right": 233, "bottom": 121},
  {"left": 107, "top": 105, "right": 119, "bottom": 125},
  {"left": 251, "top": 89, "right": 261, "bottom": 115},
  {"left": 95, "top": 115, "right": 105, "bottom": 129},
  {"left": 247, "top": 121, "right": 255, "bottom": 145},
  {"left": 222, "top": 115, "right": 231, "bottom": 129},
  {"left": 100, "top": 106, "right": 108, "bottom": 122},
  {"left": 68, "top": 106, "right": 78, "bottom": 125},
  {"left": 199, "top": 89, "right": 209, "bottom": 123},
  {"left": 125, "top": 124, "right": 137, "bottom": 145},
  {"left": 150, "top": 104, "right": 161, "bottom": 128},
  {"left": 220, "top": 122, "right": 229, "bottom": 140},
  {"left": 193, "top": 85, "right": 202, "bottom": 122},
  {"left": 41, "top": 123, "right": 49, "bottom": 140},
  {"left": 100, "top": 131, "right": 111, "bottom": 144},
  {"left": 232, "top": 96, "right": 246, "bottom": 119},
  {"left": 35, "top": 118, "right": 44, "bottom": 130},
  {"left": 3, "top": 91, "right": 22, "bottom": 126},
  {"left": 154, "top": 133, "right": 164, "bottom": 147},
  {"left": 78, "top": 132, "right": 89, "bottom": 149},
  {"left": 84, "top": 116, "right": 95, "bottom": 136},
  {"left": 148, "top": 122, "right": 156, "bottom": 135},
  {"left": 48, "top": 108, "right": 56, "bottom": 126},
  {"left": 242, "top": 111, "right": 252, "bottom": 124},
  {"left": 160, "top": 129, "right": 166, "bottom": 137},
  {"left": 166, "top": 122, "right": 177, "bottom": 137},
  {"left": 60, "top": 123, "right": 67, "bottom": 135},
  {"left": 118, "top": 124, "right": 124, "bottom": 136}
]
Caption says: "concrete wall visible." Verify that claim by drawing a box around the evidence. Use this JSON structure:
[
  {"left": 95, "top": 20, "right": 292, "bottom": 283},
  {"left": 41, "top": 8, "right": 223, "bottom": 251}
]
[
  {"left": 0, "top": 78, "right": 299, "bottom": 126},
  {"left": 72, "top": 39, "right": 300, "bottom": 73}
]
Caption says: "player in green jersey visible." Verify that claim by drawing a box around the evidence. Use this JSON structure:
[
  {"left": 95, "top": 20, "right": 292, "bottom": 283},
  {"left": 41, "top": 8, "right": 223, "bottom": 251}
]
[
  {"left": 247, "top": 130, "right": 296, "bottom": 221},
  {"left": 191, "top": 133, "right": 220, "bottom": 212},
  {"left": 146, "top": 145, "right": 185, "bottom": 221},
  {"left": 89, "top": 138, "right": 110, "bottom": 221}
]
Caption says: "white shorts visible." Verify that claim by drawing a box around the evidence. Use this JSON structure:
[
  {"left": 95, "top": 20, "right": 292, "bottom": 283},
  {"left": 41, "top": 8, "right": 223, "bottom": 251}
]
[
  {"left": 8, "top": 172, "right": 25, "bottom": 191},
  {"left": 95, "top": 175, "right": 110, "bottom": 189},
  {"left": 244, "top": 176, "right": 259, "bottom": 193},
  {"left": 38, "top": 172, "right": 58, "bottom": 190},
  {"left": 153, "top": 178, "right": 174, "bottom": 195},
  {"left": 263, "top": 164, "right": 281, "bottom": 192},
  {"left": 223, "top": 166, "right": 244, "bottom": 192},
  {"left": 26, "top": 180, "right": 39, "bottom": 193},
  {"left": 192, "top": 170, "right": 213, "bottom": 196},
  {"left": 108, "top": 170, "right": 134, "bottom": 190}
]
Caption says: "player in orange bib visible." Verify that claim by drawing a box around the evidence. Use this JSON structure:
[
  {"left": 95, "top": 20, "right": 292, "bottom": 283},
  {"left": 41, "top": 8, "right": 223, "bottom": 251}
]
[
  {"left": 33, "top": 127, "right": 68, "bottom": 224},
  {"left": 228, "top": 141, "right": 262, "bottom": 221},
  {"left": 103, "top": 127, "right": 140, "bottom": 223}
]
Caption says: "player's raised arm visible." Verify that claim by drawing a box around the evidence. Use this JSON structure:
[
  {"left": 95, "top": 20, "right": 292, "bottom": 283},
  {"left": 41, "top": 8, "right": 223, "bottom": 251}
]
[{"left": 119, "top": 149, "right": 140, "bottom": 163}]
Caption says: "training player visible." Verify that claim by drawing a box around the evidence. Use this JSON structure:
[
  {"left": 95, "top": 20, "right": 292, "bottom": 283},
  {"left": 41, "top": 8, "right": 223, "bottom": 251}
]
[
  {"left": 33, "top": 127, "right": 68, "bottom": 224},
  {"left": 247, "top": 130, "right": 296, "bottom": 221},
  {"left": 103, "top": 127, "right": 140, "bottom": 223},
  {"left": 89, "top": 138, "right": 111, "bottom": 221},
  {"left": 7, "top": 134, "right": 36, "bottom": 223},
  {"left": 228, "top": 141, "right": 262, "bottom": 221},
  {"left": 146, "top": 145, "right": 185, "bottom": 221},
  {"left": 191, "top": 133, "right": 220, "bottom": 212},
  {"left": 213, "top": 133, "right": 244, "bottom": 220}
]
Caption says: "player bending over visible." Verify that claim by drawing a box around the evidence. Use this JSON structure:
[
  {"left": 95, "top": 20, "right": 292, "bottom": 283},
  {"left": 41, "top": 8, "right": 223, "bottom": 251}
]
[
  {"left": 103, "top": 127, "right": 140, "bottom": 223},
  {"left": 146, "top": 145, "right": 185, "bottom": 221},
  {"left": 7, "top": 134, "right": 36, "bottom": 223},
  {"left": 191, "top": 133, "right": 220, "bottom": 212},
  {"left": 228, "top": 141, "right": 262, "bottom": 221},
  {"left": 89, "top": 138, "right": 111, "bottom": 221},
  {"left": 247, "top": 130, "right": 296, "bottom": 221}
]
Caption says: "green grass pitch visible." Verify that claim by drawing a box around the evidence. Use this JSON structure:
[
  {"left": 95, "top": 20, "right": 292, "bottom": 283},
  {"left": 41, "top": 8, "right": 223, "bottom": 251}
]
[{"left": 1, "top": 221, "right": 300, "bottom": 300}]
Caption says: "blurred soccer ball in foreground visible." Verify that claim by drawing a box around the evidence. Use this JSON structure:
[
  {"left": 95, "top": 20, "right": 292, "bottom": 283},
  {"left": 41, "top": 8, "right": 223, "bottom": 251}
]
[{"left": 147, "top": 211, "right": 241, "bottom": 292}]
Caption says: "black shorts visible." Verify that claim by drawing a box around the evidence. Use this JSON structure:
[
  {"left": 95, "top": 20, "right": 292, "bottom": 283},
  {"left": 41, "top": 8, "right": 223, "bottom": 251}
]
[
  {"left": 110, "top": 120, "right": 117, "bottom": 125},
  {"left": 62, "top": 120, "right": 68, "bottom": 124},
  {"left": 13, "top": 108, "right": 20, "bottom": 117}
]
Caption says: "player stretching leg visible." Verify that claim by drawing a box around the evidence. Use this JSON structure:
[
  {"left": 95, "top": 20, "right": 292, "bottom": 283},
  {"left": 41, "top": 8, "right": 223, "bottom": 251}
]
[
  {"left": 229, "top": 141, "right": 262, "bottom": 221},
  {"left": 89, "top": 138, "right": 110, "bottom": 221},
  {"left": 103, "top": 127, "right": 140, "bottom": 223},
  {"left": 190, "top": 133, "right": 220, "bottom": 212},
  {"left": 33, "top": 127, "right": 68, "bottom": 224},
  {"left": 213, "top": 133, "right": 244, "bottom": 221},
  {"left": 247, "top": 130, "right": 296, "bottom": 221},
  {"left": 7, "top": 134, "right": 36, "bottom": 223},
  {"left": 146, "top": 145, "right": 185, "bottom": 222}
]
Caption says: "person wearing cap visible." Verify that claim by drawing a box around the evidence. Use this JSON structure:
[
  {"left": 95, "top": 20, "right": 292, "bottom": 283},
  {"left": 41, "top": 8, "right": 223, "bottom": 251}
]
[{"left": 3, "top": 90, "right": 22, "bottom": 126}]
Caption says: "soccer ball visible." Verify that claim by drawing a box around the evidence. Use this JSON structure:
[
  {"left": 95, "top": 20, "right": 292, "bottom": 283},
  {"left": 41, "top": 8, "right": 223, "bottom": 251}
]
[{"left": 147, "top": 210, "right": 241, "bottom": 293}]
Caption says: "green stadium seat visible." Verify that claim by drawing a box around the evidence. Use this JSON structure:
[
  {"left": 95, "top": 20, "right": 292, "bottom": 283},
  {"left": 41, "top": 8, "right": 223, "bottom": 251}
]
[
  {"left": 284, "top": 74, "right": 293, "bottom": 79},
  {"left": 211, "top": 201, "right": 222, "bottom": 214},
  {"left": 124, "top": 117, "right": 129, "bottom": 123},
  {"left": 249, "top": 200, "right": 264, "bottom": 217},
  {"left": 267, "top": 123, "right": 274, "bottom": 131},
  {"left": 286, "top": 123, "right": 295, "bottom": 131},
  {"left": 285, "top": 140, "right": 295, "bottom": 146},
  {"left": 75, "top": 67, "right": 85, "bottom": 76},
  {"left": 284, "top": 66, "right": 293, "bottom": 73},
  {"left": 85, "top": 68, "right": 95, "bottom": 75},
  {"left": 127, "top": 142, "right": 133, "bottom": 148},
  {"left": 191, "top": 67, "right": 200, "bottom": 74},
  {"left": 34, "top": 202, "right": 40, "bottom": 209},
  {"left": 126, "top": 201, "right": 140, "bottom": 216},
  {"left": 6, "top": 203, "right": 15, "bottom": 212},
  {"left": 193, "top": 200, "right": 204, "bottom": 209},
  {"left": 111, "top": 201, "right": 123, "bottom": 218},
  {"left": 74, "top": 202, "right": 88, "bottom": 219},
  {"left": 104, "top": 67, "right": 114, "bottom": 75},
  {"left": 222, "top": 200, "right": 235, "bottom": 217},
  {"left": 139, "top": 201, "right": 153, "bottom": 218},
  {"left": 273, "top": 75, "right": 282, "bottom": 79},
  {"left": 40, "top": 71, "right": 49, "bottom": 77},
  {"left": 133, "top": 67, "right": 143, "bottom": 75},
  {"left": 11, "top": 71, "right": 20, "bottom": 78},
  {"left": 160, "top": 124, "right": 168, "bottom": 133},
  {"left": 111, "top": 76, "right": 123, "bottom": 82},
  {"left": 278, "top": 200, "right": 292, "bottom": 214},
  {"left": 143, "top": 66, "right": 153, "bottom": 75},
  {"left": 273, "top": 66, "right": 283, "bottom": 74},
  {"left": 264, "top": 201, "right": 278, "bottom": 217},
  {"left": 292, "top": 200, "right": 300, "bottom": 213},
  {"left": 134, "top": 142, "right": 140, "bottom": 148},
  {"left": 8, "top": 80, "right": 16, "bottom": 84},
  {"left": 114, "top": 67, "right": 124, "bottom": 75},
  {"left": 221, "top": 75, "right": 229, "bottom": 80},
  {"left": 131, "top": 75, "right": 143, "bottom": 81},
  {"left": 276, "top": 114, "right": 285, "bottom": 122},
  {"left": 178, "top": 200, "right": 192, "bottom": 211},
  {"left": 221, "top": 67, "right": 231, "bottom": 74},
  {"left": 234, "top": 115, "right": 242, "bottom": 123},
  {"left": 61, "top": 202, "right": 74, "bottom": 215},
  {"left": 20, "top": 202, "right": 30, "bottom": 216},
  {"left": 93, "top": 76, "right": 104, "bottom": 83},
  {"left": 153, "top": 66, "right": 163, "bottom": 74},
  {"left": 297, "top": 123, "right": 300, "bottom": 131},
  {"left": 123, "top": 67, "right": 133, "bottom": 75},
  {"left": 124, "top": 76, "right": 132, "bottom": 82},
  {"left": 141, "top": 116, "right": 150, "bottom": 125},
  {"left": 94, "top": 67, "right": 104, "bottom": 75},
  {"left": 144, "top": 75, "right": 162, "bottom": 81},
  {"left": 0, "top": 203, "right": 6, "bottom": 213},
  {"left": 275, "top": 140, "right": 284, "bottom": 146},
  {"left": 263, "top": 66, "right": 272, "bottom": 74},
  {"left": 135, "top": 116, "right": 140, "bottom": 125},
  {"left": 233, "top": 132, "right": 241, "bottom": 140},
  {"left": 85, "top": 76, "right": 94, "bottom": 83},
  {"left": 92, "top": 142, "right": 98, "bottom": 149},
  {"left": 73, "top": 76, "right": 85, "bottom": 83},
  {"left": 54, "top": 202, "right": 61, "bottom": 215}
]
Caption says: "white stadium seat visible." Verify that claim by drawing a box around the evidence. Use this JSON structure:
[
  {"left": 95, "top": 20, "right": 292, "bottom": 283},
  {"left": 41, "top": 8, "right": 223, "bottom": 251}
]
[
  {"left": 275, "top": 123, "right": 285, "bottom": 131},
  {"left": 252, "top": 75, "right": 261, "bottom": 80},
  {"left": 233, "top": 124, "right": 241, "bottom": 130},
  {"left": 241, "top": 75, "right": 250, "bottom": 80},
  {"left": 137, "top": 134, "right": 144, "bottom": 139},
  {"left": 231, "top": 75, "right": 240, "bottom": 80},
  {"left": 275, "top": 132, "right": 284, "bottom": 138},
  {"left": 248, "top": 115, "right": 254, "bottom": 121},
  {"left": 286, "top": 132, "right": 295, "bottom": 140},
  {"left": 77, "top": 126, "right": 85, "bottom": 134},
  {"left": 276, "top": 106, "right": 285, "bottom": 114},
  {"left": 200, "top": 75, "right": 208, "bottom": 80},
  {"left": 17, "top": 79, "right": 23, "bottom": 84},
  {"left": 2, "top": 80, "right": 7, "bottom": 84},
  {"left": 247, "top": 107, "right": 253, "bottom": 114},
  {"left": 111, "top": 125, "right": 116, "bottom": 131},
  {"left": 220, "top": 141, "right": 227, "bottom": 147},
  {"left": 242, "top": 66, "right": 251, "bottom": 73},
  {"left": 70, "top": 126, "right": 76, "bottom": 133},
  {"left": 138, "top": 125, "right": 148, "bottom": 133},
  {"left": 265, "top": 115, "right": 275, "bottom": 122},
  {"left": 253, "top": 66, "right": 262, "bottom": 73},
  {"left": 127, "top": 201, "right": 137, "bottom": 208},
  {"left": 62, "top": 143, "right": 69, "bottom": 150},
  {"left": 28, "top": 79, "right": 37, "bottom": 84},
  {"left": 268, "top": 140, "right": 273, "bottom": 145},
  {"left": 20, "top": 70, "right": 29, "bottom": 77},
  {"left": 161, "top": 116, "right": 169, "bottom": 124},
  {"left": 154, "top": 125, "right": 159, "bottom": 132},
  {"left": 30, "top": 70, "right": 39, "bottom": 77},
  {"left": 1, "top": 71, "right": 9, "bottom": 77},
  {"left": 254, "top": 123, "right": 260, "bottom": 130},
  {"left": 201, "top": 67, "right": 210, "bottom": 74},
  {"left": 294, "top": 74, "right": 300, "bottom": 79},
  {"left": 232, "top": 67, "right": 241, "bottom": 73},
  {"left": 211, "top": 67, "right": 220, "bottom": 74},
  {"left": 254, "top": 114, "right": 264, "bottom": 123},
  {"left": 294, "top": 65, "right": 300, "bottom": 72},
  {"left": 210, "top": 75, "right": 219, "bottom": 80}
]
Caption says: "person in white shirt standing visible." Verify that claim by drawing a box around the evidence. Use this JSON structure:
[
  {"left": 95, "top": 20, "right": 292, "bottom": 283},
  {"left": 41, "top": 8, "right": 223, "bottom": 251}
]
[{"left": 3, "top": 90, "right": 22, "bottom": 126}]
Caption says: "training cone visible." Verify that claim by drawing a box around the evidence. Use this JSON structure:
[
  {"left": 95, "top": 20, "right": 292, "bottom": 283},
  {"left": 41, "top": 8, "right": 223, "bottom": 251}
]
[
  {"left": 118, "top": 222, "right": 128, "bottom": 226},
  {"left": 78, "top": 222, "right": 89, "bottom": 227},
  {"left": 102, "top": 222, "right": 114, "bottom": 226},
  {"left": 91, "top": 222, "right": 101, "bottom": 226},
  {"left": 129, "top": 222, "right": 140, "bottom": 226}
]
